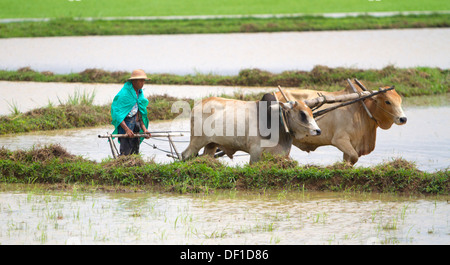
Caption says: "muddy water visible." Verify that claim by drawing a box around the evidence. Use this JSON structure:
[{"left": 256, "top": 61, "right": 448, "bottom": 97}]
[
  {"left": 0, "top": 106, "right": 448, "bottom": 172},
  {"left": 0, "top": 81, "right": 271, "bottom": 115},
  {"left": 0, "top": 186, "right": 448, "bottom": 244},
  {"left": 0, "top": 29, "right": 449, "bottom": 75}
]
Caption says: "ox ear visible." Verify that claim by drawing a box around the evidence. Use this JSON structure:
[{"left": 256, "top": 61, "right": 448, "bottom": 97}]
[
  {"left": 279, "top": 102, "right": 294, "bottom": 110},
  {"left": 272, "top": 101, "right": 298, "bottom": 111},
  {"left": 289, "top": 101, "right": 298, "bottom": 107}
]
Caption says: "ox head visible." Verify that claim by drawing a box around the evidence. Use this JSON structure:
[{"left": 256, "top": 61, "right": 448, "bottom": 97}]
[
  {"left": 366, "top": 87, "right": 407, "bottom": 129},
  {"left": 276, "top": 100, "right": 322, "bottom": 139}
]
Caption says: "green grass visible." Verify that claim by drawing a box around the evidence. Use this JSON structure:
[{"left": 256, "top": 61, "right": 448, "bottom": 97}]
[
  {"left": 0, "top": 145, "right": 448, "bottom": 195},
  {"left": 0, "top": 103, "right": 111, "bottom": 135},
  {"left": 0, "top": 0, "right": 449, "bottom": 19},
  {"left": 0, "top": 14, "right": 449, "bottom": 38},
  {"left": 2, "top": 66, "right": 449, "bottom": 97},
  {"left": 402, "top": 93, "right": 450, "bottom": 107}
]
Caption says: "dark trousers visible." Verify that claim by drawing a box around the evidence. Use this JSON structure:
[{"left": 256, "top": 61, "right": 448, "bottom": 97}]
[{"left": 119, "top": 120, "right": 141, "bottom": 156}]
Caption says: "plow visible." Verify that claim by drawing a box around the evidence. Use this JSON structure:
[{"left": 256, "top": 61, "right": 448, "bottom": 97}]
[
  {"left": 99, "top": 78, "right": 394, "bottom": 161},
  {"left": 98, "top": 132, "right": 186, "bottom": 160}
]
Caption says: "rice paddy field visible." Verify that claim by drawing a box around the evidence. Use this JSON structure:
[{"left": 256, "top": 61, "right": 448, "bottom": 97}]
[
  {"left": 1, "top": 0, "right": 448, "bottom": 19},
  {"left": 0, "top": 184, "right": 448, "bottom": 245},
  {"left": 1, "top": 1, "right": 449, "bottom": 38},
  {"left": 0, "top": 0, "right": 448, "bottom": 248}
]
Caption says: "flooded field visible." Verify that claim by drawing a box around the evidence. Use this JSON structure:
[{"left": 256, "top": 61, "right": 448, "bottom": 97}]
[
  {"left": 0, "top": 106, "right": 448, "bottom": 172},
  {"left": 0, "top": 29, "right": 449, "bottom": 75},
  {"left": 0, "top": 185, "right": 448, "bottom": 245},
  {"left": 1, "top": 20, "right": 448, "bottom": 246}
]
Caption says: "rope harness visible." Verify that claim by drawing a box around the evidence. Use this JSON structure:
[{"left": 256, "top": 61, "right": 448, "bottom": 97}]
[
  {"left": 351, "top": 79, "right": 399, "bottom": 121},
  {"left": 372, "top": 100, "right": 398, "bottom": 119}
]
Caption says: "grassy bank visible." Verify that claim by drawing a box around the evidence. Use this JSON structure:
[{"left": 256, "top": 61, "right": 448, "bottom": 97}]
[
  {"left": 2, "top": 66, "right": 449, "bottom": 97},
  {"left": 0, "top": 94, "right": 185, "bottom": 135},
  {"left": 0, "top": 145, "right": 447, "bottom": 195},
  {"left": 1, "top": 14, "right": 449, "bottom": 38},
  {"left": 0, "top": 103, "right": 111, "bottom": 135}
]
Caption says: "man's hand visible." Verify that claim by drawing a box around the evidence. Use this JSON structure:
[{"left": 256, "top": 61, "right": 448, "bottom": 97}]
[
  {"left": 120, "top": 121, "right": 134, "bottom": 138},
  {"left": 143, "top": 130, "right": 151, "bottom": 139},
  {"left": 125, "top": 128, "right": 134, "bottom": 138}
]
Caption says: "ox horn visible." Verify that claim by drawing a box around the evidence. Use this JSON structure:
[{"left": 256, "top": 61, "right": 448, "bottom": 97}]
[
  {"left": 277, "top": 85, "right": 290, "bottom": 102},
  {"left": 278, "top": 85, "right": 299, "bottom": 107},
  {"left": 273, "top": 91, "right": 290, "bottom": 133},
  {"left": 354, "top": 79, "right": 368, "bottom": 91}
]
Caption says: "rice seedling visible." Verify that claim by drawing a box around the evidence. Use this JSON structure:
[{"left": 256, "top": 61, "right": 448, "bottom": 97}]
[
  {"left": 253, "top": 221, "right": 275, "bottom": 232},
  {"left": 270, "top": 235, "right": 281, "bottom": 244},
  {"left": 203, "top": 229, "right": 228, "bottom": 239},
  {"left": 156, "top": 229, "right": 168, "bottom": 241},
  {"left": 381, "top": 217, "right": 399, "bottom": 231},
  {"left": 5, "top": 99, "right": 21, "bottom": 116},
  {"left": 313, "top": 212, "right": 328, "bottom": 224},
  {"left": 58, "top": 89, "right": 96, "bottom": 106},
  {"left": 130, "top": 209, "right": 143, "bottom": 218}
]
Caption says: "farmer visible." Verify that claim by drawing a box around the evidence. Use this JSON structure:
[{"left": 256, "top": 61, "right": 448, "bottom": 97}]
[{"left": 111, "top": 69, "right": 151, "bottom": 156}]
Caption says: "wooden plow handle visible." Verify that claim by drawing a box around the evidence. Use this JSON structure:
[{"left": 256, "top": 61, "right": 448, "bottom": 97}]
[{"left": 98, "top": 132, "right": 184, "bottom": 138}]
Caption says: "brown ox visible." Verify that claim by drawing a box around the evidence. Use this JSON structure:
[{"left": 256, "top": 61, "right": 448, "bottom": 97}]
[
  {"left": 181, "top": 93, "right": 321, "bottom": 163},
  {"left": 275, "top": 81, "right": 407, "bottom": 165}
]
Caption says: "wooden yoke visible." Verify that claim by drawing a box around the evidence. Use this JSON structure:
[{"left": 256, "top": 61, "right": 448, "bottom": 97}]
[{"left": 311, "top": 86, "right": 394, "bottom": 118}]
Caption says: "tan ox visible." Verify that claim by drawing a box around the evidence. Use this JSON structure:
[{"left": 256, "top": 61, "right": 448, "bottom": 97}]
[
  {"left": 181, "top": 93, "right": 321, "bottom": 163},
  {"left": 275, "top": 81, "right": 407, "bottom": 165}
]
